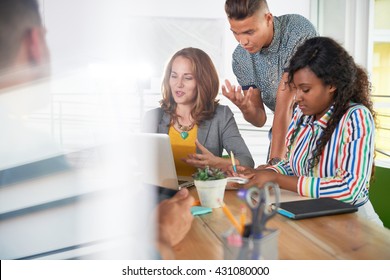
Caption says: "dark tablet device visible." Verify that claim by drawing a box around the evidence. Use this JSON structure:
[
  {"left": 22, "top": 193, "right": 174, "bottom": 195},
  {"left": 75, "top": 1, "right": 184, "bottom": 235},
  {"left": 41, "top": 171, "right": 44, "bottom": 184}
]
[
  {"left": 155, "top": 185, "right": 178, "bottom": 203},
  {"left": 275, "top": 197, "right": 358, "bottom": 220}
]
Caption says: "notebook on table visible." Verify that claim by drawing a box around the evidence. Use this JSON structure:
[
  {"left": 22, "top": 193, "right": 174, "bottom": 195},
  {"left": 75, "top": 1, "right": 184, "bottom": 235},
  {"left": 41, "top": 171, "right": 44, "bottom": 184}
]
[{"left": 275, "top": 197, "right": 358, "bottom": 220}]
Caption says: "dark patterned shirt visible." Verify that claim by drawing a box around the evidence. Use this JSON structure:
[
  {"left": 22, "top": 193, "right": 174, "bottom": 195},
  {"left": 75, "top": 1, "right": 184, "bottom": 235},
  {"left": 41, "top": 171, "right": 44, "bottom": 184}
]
[{"left": 232, "top": 14, "right": 318, "bottom": 112}]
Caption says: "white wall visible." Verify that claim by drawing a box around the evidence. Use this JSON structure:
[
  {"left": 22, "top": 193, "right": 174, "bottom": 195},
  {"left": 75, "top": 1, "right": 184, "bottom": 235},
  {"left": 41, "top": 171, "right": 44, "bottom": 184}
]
[
  {"left": 43, "top": 0, "right": 314, "bottom": 83},
  {"left": 318, "top": 0, "right": 370, "bottom": 68}
]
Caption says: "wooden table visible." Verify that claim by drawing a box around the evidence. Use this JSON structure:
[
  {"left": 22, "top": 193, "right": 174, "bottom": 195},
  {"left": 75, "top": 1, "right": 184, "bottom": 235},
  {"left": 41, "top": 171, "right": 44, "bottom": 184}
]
[{"left": 173, "top": 187, "right": 390, "bottom": 260}]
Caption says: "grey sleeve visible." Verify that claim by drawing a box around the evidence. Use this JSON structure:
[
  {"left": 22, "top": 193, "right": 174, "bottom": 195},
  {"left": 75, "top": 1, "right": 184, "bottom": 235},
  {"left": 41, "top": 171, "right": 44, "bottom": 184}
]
[
  {"left": 219, "top": 106, "right": 255, "bottom": 168},
  {"left": 232, "top": 48, "right": 257, "bottom": 89}
]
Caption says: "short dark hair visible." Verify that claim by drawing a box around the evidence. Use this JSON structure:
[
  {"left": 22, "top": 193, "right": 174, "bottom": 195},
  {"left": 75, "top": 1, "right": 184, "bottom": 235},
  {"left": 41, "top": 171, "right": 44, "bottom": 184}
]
[
  {"left": 225, "top": 0, "right": 269, "bottom": 20},
  {"left": 0, "top": 0, "right": 42, "bottom": 69}
]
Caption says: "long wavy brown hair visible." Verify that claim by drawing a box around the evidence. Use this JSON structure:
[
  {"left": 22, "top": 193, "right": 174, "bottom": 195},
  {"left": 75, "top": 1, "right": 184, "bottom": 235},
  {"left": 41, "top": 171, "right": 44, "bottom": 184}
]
[
  {"left": 287, "top": 37, "right": 375, "bottom": 169},
  {"left": 160, "top": 47, "right": 220, "bottom": 125}
]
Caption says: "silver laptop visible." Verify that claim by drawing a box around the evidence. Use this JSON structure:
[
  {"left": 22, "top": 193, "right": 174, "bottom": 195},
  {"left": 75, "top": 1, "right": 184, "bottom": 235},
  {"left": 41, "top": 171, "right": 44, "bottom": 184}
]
[{"left": 135, "top": 133, "right": 193, "bottom": 190}]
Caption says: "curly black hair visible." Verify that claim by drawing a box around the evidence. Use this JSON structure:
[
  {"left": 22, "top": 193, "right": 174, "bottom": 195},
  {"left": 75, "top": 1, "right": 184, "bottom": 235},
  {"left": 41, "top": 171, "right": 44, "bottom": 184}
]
[{"left": 287, "top": 37, "right": 375, "bottom": 169}]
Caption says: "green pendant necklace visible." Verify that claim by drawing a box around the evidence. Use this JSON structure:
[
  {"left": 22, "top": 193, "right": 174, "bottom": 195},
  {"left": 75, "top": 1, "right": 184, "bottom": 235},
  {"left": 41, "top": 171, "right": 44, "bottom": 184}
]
[{"left": 177, "top": 119, "right": 194, "bottom": 140}]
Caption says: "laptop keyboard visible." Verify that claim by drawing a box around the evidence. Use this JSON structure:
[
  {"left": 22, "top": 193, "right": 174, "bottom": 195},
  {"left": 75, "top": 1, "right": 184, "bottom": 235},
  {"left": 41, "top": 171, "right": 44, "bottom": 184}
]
[{"left": 178, "top": 181, "right": 194, "bottom": 189}]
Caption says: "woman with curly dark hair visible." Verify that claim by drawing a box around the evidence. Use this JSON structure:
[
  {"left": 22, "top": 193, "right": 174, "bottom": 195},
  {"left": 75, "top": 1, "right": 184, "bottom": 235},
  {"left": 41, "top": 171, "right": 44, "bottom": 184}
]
[{"left": 239, "top": 37, "right": 382, "bottom": 225}]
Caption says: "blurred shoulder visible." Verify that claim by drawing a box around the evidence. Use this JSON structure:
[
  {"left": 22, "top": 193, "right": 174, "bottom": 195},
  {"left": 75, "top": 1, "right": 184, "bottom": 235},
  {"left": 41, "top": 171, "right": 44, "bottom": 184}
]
[
  {"left": 144, "top": 107, "right": 162, "bottom": 117},
  {"left": 142, "top": 107, "right": 163, "bottom": 133}
]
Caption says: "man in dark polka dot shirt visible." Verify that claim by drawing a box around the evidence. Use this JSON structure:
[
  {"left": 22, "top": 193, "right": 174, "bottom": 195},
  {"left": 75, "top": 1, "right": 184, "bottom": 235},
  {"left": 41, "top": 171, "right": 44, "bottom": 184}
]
[{"left": 222, "top": 0, "right": 318, "bottom": 168}]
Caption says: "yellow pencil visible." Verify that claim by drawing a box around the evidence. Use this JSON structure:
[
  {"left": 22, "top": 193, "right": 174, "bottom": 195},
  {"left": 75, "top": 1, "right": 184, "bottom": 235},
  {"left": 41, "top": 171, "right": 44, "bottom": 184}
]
[
  {"left": 239, "top": 204, "right": 247, "bottom": 235},
  {"left": 218, "top": 199, "right": 241, "bottom": 233},
  {"left": 230, "top": 151, "right": 237, "bottom": 173}
]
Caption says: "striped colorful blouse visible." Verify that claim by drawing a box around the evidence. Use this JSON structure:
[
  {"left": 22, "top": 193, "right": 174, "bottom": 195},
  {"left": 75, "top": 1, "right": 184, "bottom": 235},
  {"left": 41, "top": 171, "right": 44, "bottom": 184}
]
[{"left": 268, "top": 104, "right": 375, "bottom": 206}]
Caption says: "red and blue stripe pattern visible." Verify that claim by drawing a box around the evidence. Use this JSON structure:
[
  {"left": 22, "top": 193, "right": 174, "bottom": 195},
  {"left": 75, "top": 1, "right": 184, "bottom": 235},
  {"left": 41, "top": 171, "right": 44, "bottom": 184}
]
[{"left": 269, "top": 104, "right": 374, "bottom": 205}]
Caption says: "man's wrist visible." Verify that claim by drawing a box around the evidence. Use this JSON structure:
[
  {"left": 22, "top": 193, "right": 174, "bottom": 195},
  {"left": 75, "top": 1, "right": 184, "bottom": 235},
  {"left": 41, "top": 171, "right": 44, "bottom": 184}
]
[{"left": 243, "top": 111, "right": 264, "bottom": 127}]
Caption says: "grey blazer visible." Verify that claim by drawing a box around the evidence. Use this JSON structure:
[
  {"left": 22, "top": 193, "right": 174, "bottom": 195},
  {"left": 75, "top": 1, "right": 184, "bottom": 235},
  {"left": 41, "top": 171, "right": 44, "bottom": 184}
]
[{"left": 142, "top": 105, "right": 254, "bottom": 168}]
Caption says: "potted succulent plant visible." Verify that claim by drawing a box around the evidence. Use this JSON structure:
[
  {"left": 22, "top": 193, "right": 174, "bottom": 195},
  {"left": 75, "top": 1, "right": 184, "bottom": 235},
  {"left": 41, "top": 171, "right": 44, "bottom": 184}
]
[
  {"left": 192, "top": 166, "right": 227, "bottom": 208},
  {"left": 192, "top": 166, "right": 226, "bottom": 181}
]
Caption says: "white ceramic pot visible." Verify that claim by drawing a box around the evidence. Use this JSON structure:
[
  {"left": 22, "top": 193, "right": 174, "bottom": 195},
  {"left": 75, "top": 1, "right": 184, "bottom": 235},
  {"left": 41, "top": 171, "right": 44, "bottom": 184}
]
[{"left": 194, "top": 178, "right": 227, "bottom": 208}]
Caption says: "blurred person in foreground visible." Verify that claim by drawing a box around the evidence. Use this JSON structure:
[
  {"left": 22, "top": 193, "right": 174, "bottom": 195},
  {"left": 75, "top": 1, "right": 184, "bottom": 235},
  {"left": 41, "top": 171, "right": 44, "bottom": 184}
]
[
  {"left": 0, "top": 0, "right": 194, "bottom": 259},
  {"left": 238, "top": 37, "right": 382, "bottom": 226}
]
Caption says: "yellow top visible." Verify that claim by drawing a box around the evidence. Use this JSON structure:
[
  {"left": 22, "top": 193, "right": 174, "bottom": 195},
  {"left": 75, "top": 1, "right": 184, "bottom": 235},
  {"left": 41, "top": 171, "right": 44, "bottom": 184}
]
[{"left": 168, "top": 125, "right": 198, "bottom": 177}]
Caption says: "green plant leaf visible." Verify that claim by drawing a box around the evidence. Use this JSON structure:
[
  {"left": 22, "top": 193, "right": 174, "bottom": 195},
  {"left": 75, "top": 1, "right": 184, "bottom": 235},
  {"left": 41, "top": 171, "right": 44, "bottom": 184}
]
[{"left": 192, "top": 166, "right": 226, "bottom": 181}]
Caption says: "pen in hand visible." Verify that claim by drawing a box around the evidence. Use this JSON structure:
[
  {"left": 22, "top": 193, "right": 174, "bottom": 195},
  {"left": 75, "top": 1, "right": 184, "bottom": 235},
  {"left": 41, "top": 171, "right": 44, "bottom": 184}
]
[{"left": 230, "top": 151, "right": 237, "bottom": 173}]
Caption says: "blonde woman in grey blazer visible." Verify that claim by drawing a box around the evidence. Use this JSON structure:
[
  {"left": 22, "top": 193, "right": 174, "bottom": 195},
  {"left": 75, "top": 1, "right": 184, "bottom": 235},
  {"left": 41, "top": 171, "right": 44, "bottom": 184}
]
[{"left": 143, "top": 48, "right": 254, "bottom": 176}]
